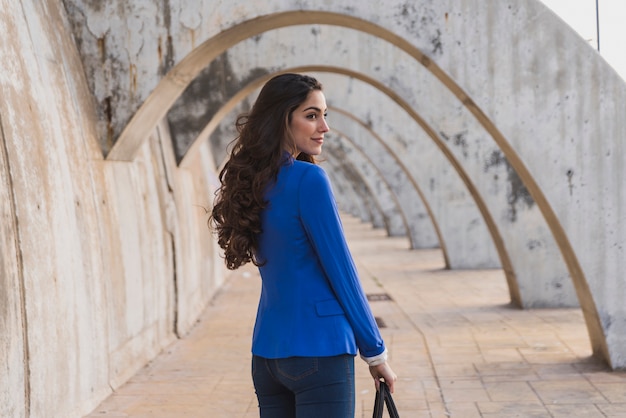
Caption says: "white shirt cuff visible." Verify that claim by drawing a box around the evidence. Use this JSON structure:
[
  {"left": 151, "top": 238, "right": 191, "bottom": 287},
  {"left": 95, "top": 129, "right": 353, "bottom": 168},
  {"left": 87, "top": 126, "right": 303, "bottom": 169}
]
[{"left": 360, "top": 348, "right": 388, "bottom": 366}]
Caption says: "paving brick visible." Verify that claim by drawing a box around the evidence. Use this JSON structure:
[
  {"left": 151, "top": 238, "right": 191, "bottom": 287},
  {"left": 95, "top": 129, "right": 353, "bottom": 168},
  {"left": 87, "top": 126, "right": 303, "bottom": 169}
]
[{"left": 85, "top": 215, "right": 626, "bottom": 417}]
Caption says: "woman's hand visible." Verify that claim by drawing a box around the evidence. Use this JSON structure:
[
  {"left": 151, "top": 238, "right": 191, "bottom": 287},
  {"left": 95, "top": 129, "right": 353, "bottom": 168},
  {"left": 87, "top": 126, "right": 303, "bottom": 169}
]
[{"left": 369, "top": 362, "right": 397, "bottom": 393}]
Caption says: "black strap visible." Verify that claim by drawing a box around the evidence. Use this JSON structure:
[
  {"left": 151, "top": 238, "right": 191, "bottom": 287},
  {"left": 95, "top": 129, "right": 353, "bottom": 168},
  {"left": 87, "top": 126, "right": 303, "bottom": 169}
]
[{"left": 372, "top": 381, "right": 399, "bottom": 418}]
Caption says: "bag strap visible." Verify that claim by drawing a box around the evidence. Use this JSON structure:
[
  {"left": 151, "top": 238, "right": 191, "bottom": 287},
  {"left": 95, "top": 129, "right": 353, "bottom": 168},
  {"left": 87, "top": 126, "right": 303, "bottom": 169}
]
[
  {"left": 372, "top": 381, "right": 400, "bottom": 418},
  {"left": 382, "top": 381, "right": 399, "bottom": 418},
  {"left": 373, "top": 382, "right": 384, "bottom": 418}
]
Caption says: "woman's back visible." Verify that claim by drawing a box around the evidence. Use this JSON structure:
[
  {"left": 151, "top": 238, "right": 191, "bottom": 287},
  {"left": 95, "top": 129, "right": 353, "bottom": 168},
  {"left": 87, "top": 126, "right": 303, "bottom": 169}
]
[{"left": 254, "top": 158, "right": 384, "bottom": 360}]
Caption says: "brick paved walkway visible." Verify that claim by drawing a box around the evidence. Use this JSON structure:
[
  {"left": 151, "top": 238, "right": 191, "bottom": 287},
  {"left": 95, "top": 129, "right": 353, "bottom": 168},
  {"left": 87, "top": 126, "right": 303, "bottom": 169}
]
[{"left": 86, "top": 215, "right": 626, "bottom": 417}]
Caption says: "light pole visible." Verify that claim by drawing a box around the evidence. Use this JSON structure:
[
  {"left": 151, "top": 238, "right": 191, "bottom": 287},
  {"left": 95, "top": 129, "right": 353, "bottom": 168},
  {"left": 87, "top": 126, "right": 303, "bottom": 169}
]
[{"left": 596, "top": 0, "right": 600, "bottom": 51}]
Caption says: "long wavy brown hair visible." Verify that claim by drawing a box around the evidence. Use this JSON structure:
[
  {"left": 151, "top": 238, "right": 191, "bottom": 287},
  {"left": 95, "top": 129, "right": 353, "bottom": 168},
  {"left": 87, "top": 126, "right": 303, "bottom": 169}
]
[{"left": 209, "top": 73, "right": 323, "bottom": 269}]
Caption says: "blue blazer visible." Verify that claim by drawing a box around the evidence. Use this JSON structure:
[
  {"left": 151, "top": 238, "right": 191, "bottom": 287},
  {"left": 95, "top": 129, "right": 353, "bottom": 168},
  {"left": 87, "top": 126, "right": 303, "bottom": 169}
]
[{"left": 252, "top": 157, "right": 385, "bottom": 359}]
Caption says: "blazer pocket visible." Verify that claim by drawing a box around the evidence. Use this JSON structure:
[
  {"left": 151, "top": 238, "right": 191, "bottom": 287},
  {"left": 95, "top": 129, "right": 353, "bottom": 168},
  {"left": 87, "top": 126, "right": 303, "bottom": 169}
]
[{"left": 315, "top": 299, "right": 345, "bottom": 317}]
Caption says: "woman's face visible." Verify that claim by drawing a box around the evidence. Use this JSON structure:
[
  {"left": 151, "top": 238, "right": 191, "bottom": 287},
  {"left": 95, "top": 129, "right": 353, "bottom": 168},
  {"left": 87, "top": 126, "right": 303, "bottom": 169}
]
[{"left": 288, "top": 90, "right": 329, "bottom": 156}]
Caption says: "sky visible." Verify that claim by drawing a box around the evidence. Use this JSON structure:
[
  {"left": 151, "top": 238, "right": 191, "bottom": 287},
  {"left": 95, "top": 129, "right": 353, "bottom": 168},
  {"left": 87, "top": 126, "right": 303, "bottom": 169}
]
[{"left": 540, "top": 0, "right": 626, "bottom": 80}]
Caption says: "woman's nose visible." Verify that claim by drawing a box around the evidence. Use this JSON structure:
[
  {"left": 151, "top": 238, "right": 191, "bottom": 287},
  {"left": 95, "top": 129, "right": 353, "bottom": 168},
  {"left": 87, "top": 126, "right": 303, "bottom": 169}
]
[{"left": 319, "top": 118, "right": 329, "bottom": 132}]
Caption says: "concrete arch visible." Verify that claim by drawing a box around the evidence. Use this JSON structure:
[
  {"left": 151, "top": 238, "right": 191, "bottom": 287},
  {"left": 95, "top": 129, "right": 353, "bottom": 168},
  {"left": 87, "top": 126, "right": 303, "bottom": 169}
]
[
  {"left": 192, "top": 92, "right": 418, "bottom": 241},
  {"left": 326, "top": 130, "right": 408, "bottom": 238},
  {"left": 100, "top": 9, "right": 488, "bottom": 162},
  {"left": 185, "top": 84, "right": 440, "bottom": 251},
  {"left": 179, "top": 24, "right": 577, "bottom": 313},
  {"left": 203, "top": 91, "right": 409, "bottom": 236},
  {"left": 324, "top": 150, "right": 387, "bottom": 229},
  {"left": 320, "top": 78, "right": 499, "bottom": 270},
  {"left": 184, "top": 62, "right": 522, "bottom": 299},
  {"left": 328, "top": 111, "right": 440, "bottom": 250},
  {"left": 156, "top": 15, "right": 576, "bottom": 309},
  {"left": 173, "top": 33, "right": 596, "bottom": 356},
  {"left": 68, "top": 1, "right": 626, "bottom": 367},
  {"left": 185, "top": 65, "right": 498, "bottom": 270},
  {"left": 325, "top": 159, "right": 384, "bottom": 227},
  {"left": 324, "top": 130, "right": 409, "bottom": 239}
]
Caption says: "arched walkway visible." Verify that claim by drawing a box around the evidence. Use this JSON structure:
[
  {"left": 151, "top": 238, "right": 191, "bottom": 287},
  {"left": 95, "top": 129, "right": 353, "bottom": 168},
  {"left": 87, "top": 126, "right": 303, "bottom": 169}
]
[{"left": 82, "top": 4, "right": 625, "bottom": 368}]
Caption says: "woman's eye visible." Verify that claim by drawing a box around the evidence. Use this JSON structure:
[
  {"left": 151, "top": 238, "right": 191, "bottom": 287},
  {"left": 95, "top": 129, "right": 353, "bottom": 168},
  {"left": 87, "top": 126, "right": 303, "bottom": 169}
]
[{"left": 307, "top": 114, "right": 317, "bottom": 120}]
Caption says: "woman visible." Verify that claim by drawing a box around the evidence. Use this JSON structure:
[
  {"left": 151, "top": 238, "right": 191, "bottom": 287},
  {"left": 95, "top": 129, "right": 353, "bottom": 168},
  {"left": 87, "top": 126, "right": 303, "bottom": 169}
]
[{"left": 210, "top": 73, "right": 396, "bottom": 418}]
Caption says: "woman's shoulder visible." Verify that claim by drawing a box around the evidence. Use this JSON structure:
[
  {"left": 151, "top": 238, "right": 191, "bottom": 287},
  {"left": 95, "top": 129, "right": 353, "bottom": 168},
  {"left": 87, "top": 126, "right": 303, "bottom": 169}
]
[
  {"left": 291, "top": 159, "right": 326, "bottom": 174},
  {"left": 292, "top": 161, "right": 328, "bottom": 184}
]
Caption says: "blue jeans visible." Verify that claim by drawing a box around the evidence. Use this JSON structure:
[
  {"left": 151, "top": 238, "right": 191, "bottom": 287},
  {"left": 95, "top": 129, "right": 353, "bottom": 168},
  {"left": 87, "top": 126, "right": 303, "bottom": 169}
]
[{"left": 252, "top": 354, "right": 355, "bottom": 418}]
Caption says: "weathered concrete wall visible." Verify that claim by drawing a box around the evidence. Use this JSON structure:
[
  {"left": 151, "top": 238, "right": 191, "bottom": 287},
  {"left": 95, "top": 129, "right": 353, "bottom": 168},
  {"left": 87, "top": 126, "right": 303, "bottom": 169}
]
[
  {"left": 0, "top": 1, "right": 224, "bottom": 416},
  {"left": 2, "top": 0, "right": 626, "bottom": 415},
  {"left": 0, "top": 109, "right": 27, "bottom": 418},
  {"left": 62, "top": 0, "right": 626, "bottom": 369}
]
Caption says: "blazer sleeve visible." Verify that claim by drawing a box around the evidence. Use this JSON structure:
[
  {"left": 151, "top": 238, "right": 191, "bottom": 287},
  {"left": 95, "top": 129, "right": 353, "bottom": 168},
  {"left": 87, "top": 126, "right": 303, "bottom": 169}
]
[{"left": 298, "top": 165, "right": 386, "bottom": 358}]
